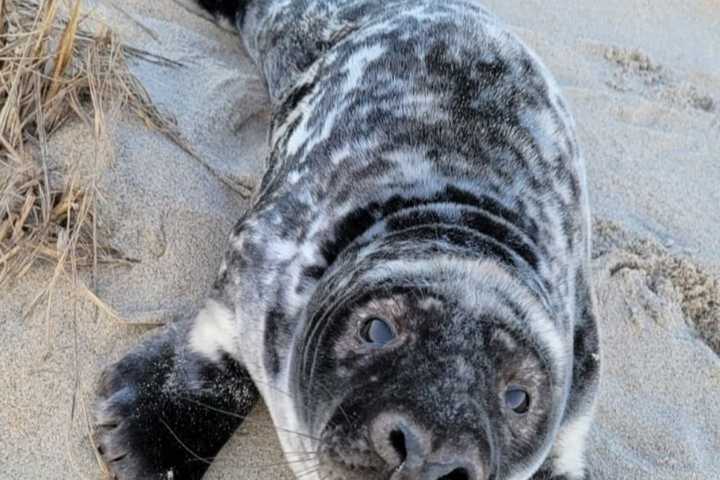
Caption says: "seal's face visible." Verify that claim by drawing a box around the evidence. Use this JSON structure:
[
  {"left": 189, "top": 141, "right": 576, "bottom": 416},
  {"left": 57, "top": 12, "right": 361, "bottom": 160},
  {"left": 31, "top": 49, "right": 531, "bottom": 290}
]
[{"left": 294, "top": 274, "right": 557, "bottom": 480}]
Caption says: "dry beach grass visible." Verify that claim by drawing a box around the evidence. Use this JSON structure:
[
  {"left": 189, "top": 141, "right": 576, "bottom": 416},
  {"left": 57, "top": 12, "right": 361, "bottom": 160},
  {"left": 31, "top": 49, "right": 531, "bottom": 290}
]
[
  {"left": 0, "top": 4, "right": 186, "bottom": 475},
  {"left": 0, "top": 0, "right": 181, "bottom": 314}
]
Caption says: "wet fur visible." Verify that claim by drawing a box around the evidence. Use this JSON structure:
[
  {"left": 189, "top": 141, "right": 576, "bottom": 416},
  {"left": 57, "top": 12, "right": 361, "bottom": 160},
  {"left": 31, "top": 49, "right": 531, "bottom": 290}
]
[{"left": 94, "top": 1, "right": 601, "bottom": 479}]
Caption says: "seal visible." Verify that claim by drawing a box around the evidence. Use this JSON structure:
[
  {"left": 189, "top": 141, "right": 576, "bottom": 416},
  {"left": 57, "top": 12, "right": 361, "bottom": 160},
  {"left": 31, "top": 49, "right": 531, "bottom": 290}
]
[{"left": 94, "top": 1, "right": 601, "bottom": 479}]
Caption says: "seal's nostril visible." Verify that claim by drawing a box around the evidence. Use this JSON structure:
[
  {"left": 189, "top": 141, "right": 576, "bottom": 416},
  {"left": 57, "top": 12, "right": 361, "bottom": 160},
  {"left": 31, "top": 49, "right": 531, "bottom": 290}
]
[
  {"left": 389, "top": 428, "right": 407, "bottom": 462},
  {"left": 439, "top": 467, "right": 469, "bottom": 480}
]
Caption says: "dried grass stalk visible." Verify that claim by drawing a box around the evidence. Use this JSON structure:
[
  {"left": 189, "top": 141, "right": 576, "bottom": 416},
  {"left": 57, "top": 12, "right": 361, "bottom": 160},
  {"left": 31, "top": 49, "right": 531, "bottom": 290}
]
[{"left": 0, "top": 0, "right": 185, "bottom": 295}]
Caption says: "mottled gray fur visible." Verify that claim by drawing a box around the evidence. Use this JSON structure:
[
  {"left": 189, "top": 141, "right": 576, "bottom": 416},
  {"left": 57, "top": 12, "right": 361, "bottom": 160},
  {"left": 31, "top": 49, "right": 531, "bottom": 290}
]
[{"left": 94, "top": 1, "right": 601, "bottom": 479}]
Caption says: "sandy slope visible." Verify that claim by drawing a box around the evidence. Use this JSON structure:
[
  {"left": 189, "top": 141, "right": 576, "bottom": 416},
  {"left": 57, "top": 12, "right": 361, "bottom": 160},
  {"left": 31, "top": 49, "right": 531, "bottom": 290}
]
[{"left": 1, "top": 0, "right": 719, "bottom": 479}]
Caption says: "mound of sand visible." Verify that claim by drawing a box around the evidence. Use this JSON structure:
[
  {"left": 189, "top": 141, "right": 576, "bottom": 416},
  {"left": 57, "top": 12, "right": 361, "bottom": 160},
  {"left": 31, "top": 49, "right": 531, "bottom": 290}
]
[
  {"left": 588, "top": 222, "right": 720, "bottom": 478},
  {"left": 1, "top": 1, "right": 718, "bottom": 479}
]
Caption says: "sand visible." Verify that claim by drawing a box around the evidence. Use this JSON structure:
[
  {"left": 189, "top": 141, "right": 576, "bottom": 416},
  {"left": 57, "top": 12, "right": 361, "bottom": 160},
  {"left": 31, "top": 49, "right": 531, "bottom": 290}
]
[{"left": 1, "top": 0, "right": 718, "bottom": 479}]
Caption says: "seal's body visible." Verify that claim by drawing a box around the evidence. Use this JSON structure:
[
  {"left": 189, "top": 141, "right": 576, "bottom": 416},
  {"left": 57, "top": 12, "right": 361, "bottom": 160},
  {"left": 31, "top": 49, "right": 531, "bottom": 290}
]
[{"left": 95, "top": 1, "right": 601, "bottom": 479}]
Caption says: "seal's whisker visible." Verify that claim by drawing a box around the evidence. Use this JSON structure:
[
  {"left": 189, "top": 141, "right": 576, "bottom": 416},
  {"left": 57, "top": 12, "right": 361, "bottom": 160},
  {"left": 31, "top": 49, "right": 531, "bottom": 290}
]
[
  {"left": 177, "top": 395, "right": 246, "bottom": 419},
  {"left": 175, "top": 396, "right": 322, "bottom": 445},
  {"left": 236, "top": 456, "right": 319, "bottom": 470},
  {"left": 295, "top": 465, "right": 322, "bottom": 479},
  {"left": 282, "top": 449, "right": 319, "bottom": 456},
  {"left": 158, "top": 418, "right": 213, "bottom": 465},
  {"left": 275, "top": 426, "right": 322, "bottom": 442}
]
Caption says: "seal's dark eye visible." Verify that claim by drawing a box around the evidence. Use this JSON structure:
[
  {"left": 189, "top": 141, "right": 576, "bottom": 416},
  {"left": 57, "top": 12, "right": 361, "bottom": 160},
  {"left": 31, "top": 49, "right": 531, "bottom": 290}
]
[
  {"left": 360, "top": 318, "right": 395, "bottom": 346},
  {"left": 505, "top": 387, "right": 530, "bottom": 414}
]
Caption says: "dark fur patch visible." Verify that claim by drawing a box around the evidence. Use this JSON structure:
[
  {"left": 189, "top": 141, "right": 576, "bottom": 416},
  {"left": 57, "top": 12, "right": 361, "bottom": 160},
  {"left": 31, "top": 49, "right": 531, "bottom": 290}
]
[
  {"left": 319, "top": 185, "right": 540, "bottom": 269},
  {"left": 196, "top": 0, "right": 251, "bottom": 25},
  {"left": 264, "top": 306, "right": 286, "bottom": 375},
  {"left": 320, "top": 206, "right": 378, "bottom": 265},
  {"left": 275, "top": 81, "right": 315, "bottom": 132},
  {"left": 303, "top": 264, "right": 327, "bottom": 280}
]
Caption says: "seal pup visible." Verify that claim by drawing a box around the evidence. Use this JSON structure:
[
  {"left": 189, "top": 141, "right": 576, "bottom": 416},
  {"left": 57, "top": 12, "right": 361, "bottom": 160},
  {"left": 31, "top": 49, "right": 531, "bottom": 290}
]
[{"left": 94, "top": 0, "right": 601, "bottom": 479}]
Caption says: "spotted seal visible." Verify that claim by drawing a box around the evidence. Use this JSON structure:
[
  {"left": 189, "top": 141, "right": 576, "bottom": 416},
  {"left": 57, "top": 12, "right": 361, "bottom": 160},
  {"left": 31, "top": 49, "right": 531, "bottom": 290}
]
[{"left": 94, "top": 0, "right": 601, "bottom": 479}]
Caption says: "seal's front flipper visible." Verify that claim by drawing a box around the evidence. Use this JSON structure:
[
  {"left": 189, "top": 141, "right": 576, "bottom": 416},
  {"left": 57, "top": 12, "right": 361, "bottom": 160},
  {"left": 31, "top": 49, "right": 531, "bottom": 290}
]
[{"left": 94, "top": 302, "right": 257, "bottom": 480}]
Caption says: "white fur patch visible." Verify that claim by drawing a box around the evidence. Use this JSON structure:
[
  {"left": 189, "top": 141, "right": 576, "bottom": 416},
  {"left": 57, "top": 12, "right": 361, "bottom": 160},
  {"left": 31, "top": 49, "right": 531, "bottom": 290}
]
[
  {"left": 189, "top": 299, "right": 238, "bottom": 361},
  {"left": 552, "top": 413, "right": 593, "bottom": 477},
  {"left": 287, "top": 170, "right": 303, "bottom": 184},
  {"left": 341, "top": 43, "right": 386, "bottom": 95},
  {"left": 262, "top": 342, "right": 320, "bottom": 480}
]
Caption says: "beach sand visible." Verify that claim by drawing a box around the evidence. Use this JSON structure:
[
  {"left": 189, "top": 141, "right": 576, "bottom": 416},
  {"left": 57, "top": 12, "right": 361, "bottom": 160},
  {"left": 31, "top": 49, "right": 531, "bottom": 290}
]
[{"left": 1, "top": 0, "right": 718, "bottom": 478}]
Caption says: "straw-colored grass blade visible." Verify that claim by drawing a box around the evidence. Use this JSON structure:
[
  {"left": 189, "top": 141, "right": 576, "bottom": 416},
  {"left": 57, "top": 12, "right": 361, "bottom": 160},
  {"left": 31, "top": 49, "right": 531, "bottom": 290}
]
[
  {"left": 0, "top": 0, "right": 6, "bottom": 37},
  {"left": 1, "top": 0, "right": 182, "bottom": 282},
  {"left": 46, "top": 0, "right": 81, "bottom": 101},
  {"left": 32, "top": 0, "right": 59, "bottom": 56},
  {"left": 11, "top": 191, "right": 35, "bottom": 240}
]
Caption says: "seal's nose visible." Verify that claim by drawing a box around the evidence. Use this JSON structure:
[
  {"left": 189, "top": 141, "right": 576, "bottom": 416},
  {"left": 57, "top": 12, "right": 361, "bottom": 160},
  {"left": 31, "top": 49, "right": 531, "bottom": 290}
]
[{"left": 370, "top": 413, "right": 486, "bottom": 480}]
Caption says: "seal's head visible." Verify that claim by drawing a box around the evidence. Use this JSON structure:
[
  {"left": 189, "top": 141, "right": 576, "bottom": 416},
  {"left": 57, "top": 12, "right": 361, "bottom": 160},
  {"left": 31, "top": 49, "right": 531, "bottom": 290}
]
[{"left": 288, "top": 237, "right": 570, "bottom": 480}]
